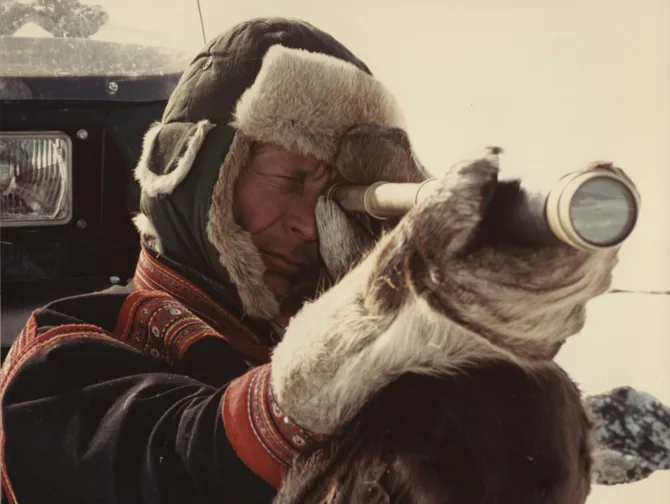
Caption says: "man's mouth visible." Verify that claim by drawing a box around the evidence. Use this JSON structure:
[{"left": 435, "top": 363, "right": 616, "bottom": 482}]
[{"left": 261, "top": 250, "right": 302, "bottom": 274}]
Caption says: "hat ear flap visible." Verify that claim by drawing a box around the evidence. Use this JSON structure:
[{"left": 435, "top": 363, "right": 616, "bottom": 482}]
[
  {"left": 134, "top": 120, "right": 215, "bottom": 198},
  {"left": 334, "top": 123, "right": 431, "bottom": 185}
]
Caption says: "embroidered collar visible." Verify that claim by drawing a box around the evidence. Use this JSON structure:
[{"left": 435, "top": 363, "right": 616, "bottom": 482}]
[{"left": 133, "top": 246, "right": 278, "bottom": 350}]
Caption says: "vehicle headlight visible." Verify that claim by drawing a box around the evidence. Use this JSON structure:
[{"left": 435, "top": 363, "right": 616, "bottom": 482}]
[{"left": 0, "top": 132, "right": 73, "bottom": 227}]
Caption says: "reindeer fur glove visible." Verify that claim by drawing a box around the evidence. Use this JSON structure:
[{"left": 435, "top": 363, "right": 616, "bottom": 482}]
[{"left": 269, "top": 145, "right": 622, "bottom": 436}]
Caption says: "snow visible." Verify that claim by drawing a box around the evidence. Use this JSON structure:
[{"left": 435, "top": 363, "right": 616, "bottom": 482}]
[{"left": 557, "top": 293, "right": 670, "bottom": 502}]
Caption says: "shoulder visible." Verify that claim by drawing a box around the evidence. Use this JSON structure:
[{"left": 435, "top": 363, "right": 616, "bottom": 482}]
[{"left": 2, "top": 288, "right": 254, "bottom": 394}]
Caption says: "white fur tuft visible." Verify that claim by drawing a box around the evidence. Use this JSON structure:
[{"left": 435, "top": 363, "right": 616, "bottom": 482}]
[
  {"left": 315, "top": 197, "right": 374, "bottom": 280},
  {"left": 132, "top": 213, "right": 163, "bottom": 252},
  {"left": 276, "top": 296, "right": 515, "bottom": 435}
]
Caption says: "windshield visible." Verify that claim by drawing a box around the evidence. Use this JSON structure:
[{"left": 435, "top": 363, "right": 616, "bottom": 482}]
[{"left": 0, "top": 0, "right": 204, "bottom": 77}]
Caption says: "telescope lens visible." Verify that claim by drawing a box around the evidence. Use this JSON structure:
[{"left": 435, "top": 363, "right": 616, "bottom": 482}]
[{"left": 569, "top": 177, "right": 638, "bottom": 247}]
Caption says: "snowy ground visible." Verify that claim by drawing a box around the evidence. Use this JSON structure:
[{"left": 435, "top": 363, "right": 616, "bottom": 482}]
[
  {"left": 555, "top": 192, "right": 670, "bottom": 501},
  {"left": 556, "top": 292, "right": 670, "bottom": 503}
]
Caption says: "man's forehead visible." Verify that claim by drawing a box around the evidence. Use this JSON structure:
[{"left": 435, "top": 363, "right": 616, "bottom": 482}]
[{"left": 252, "top": 142, "right": 332, "bottom": 173}]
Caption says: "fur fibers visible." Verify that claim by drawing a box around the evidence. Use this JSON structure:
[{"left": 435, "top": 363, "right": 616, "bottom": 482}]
[
  {"left": 271, "top": 155, "right": 619, "bottom": 435},
  {"left": 274, "top": 361, "right": 594, "bottom": 504},
  {"left": 232, "top": 45, "right": 406, "bottom": 163},
  {"left": 207, "top": 133, "right": 281, "bottom": 319}
]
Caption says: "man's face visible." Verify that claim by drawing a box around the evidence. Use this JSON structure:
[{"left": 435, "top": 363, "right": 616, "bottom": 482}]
[{"left": 233, "top": 142, "right": 335, "bottom": 298}]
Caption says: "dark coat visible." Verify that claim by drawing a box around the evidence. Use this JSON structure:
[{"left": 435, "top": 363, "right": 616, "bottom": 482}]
[
  {"left": 1, "top": 17, "right": 372, "bottom": 503},
  {"left": 1, "top": 247, "right": 277, "bottom": 503}
]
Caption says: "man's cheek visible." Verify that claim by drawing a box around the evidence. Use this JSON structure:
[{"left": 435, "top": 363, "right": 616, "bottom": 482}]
[{"left": 246, "top": 193, "right": 286, "bottom": 232}]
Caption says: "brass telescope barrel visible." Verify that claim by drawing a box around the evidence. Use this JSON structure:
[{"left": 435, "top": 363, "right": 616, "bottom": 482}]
[{"left": 325, "top": 168, "right": 641, "bottom": 251}]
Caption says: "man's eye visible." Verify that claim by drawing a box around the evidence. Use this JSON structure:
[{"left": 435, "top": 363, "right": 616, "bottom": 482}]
[{"left": 283, "top": 176, "right": 304, "bottom": 191}]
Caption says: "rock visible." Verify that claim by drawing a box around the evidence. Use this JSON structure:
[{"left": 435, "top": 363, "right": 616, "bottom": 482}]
[{"left": 585, "top": 386, "right": 670, "bottom": 485}]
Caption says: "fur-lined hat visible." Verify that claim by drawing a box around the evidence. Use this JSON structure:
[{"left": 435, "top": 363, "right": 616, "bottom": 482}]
[{"left": 134, "top": 18, "right": 429, "bottom": 320}]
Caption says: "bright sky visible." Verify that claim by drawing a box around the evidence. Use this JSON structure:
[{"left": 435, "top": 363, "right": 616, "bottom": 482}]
[{"left": 14, "top": 1, "right": 670, "bottom": 499}]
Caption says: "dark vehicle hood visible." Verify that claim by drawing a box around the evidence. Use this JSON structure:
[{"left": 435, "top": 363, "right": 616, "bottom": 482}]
[{"left": 0, "top": 37, "right": 193, "bottom": 101}]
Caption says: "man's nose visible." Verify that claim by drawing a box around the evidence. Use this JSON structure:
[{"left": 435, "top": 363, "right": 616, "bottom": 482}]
[{"left": 287, "top": 198, "right": 319, "bottom": 243}]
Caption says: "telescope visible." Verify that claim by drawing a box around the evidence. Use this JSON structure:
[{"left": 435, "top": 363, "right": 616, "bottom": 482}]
[{"left": 325, "top": 165, "right": 641, "bottom": 251}]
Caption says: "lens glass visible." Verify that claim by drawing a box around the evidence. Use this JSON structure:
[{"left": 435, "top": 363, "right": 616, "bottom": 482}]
[{"left": 569, "top": 177, "right": 637, "bottom": 246}]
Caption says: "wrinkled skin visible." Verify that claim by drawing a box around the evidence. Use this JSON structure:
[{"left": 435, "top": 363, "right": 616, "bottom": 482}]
[{"left": 232, "top": 142, "right": 339, "bottom": 299}]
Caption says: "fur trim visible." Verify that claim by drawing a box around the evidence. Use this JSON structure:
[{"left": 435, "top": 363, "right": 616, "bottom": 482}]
[
  {"left": 232, "top": 45, "right": 406, "bottom": 163},
  {"left": 133, "top": 121, "right": 163, "bottom": 195},
  {"left": 207, "top": 133, "right": 280, "bottom": 319},
  {"left": 134, "top": 120, "right": 215, "bottom": 198},
  {"left": 132, "top": 212, "right": 163, "bottom": 253}
]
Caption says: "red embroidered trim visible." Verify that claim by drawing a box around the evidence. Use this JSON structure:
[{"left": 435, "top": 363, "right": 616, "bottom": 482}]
[
  {"left": 134, "top": 247, "right": 260, "bottom": 343},
  {"left": 221, "top": 365, "right": 329, "bottom": 489},
  {"left": 133, "top": 247, "right": 272, "bottom": 364},
  {"left": 114, "top": 291, "right": 220, "bottom": 366},
  {"left": 248, "top": 365, "right": 327, "bottom": 467},
  {"left": 221, "top": 366, "right": 285, "bottom": 489},
  {"left": 0, "top": 319, "right": 121, "bottom": 504}
]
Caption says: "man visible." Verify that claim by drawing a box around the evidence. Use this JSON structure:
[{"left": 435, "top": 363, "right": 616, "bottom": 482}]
[{"left": 0, "top": 17, "right": 621, "bottom": 503}]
